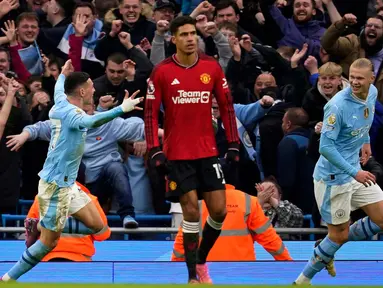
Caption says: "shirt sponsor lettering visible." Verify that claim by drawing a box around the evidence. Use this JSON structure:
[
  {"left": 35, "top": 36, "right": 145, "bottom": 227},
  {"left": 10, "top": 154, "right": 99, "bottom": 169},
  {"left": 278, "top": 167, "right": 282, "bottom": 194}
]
[{"left": 172, "top": 90, "right": 210, "bottom": 104}]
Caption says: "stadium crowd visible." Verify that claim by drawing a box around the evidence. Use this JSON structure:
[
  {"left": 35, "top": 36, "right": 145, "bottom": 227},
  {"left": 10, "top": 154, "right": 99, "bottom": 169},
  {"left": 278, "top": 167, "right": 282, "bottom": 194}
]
[{"left": 0, "top": 0, "right": 383, "bottom": 242}]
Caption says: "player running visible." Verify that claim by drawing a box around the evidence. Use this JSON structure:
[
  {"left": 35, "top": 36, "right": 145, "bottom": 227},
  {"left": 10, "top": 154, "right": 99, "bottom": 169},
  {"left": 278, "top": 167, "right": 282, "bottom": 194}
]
[
  {"left": 1, "top": 60, "right": 142, "bottom": 281},
  {"left": 144, "top": 16, "right": 240, "bottom": 284},
  {"left": 294, "top": 58, "right": 383, "bottom": 285}
]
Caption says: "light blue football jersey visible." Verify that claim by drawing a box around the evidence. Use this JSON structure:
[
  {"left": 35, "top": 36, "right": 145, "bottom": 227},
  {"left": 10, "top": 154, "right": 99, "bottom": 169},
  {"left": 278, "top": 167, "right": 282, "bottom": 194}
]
[
  {"left": 313, "top": 85, "right": 377, "bottom": 185},
  {"left": 39, "top": 74, "right": 124, "bottom": 187}
]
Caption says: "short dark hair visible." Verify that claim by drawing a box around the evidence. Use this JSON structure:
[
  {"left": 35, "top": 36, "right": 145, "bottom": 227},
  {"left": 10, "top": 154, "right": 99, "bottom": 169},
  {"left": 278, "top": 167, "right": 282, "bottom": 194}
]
[
  {"left": 369, "top": 14, "right": 383, "bottom": 23},
  {"left": 218, "top": 21, "right": 238, "bottom": 35},
  {"left": 285, "top": 107, "right": 309, "bottom": 128},
  {"left": 262, "top": 176, "right": 283, "bottom": 198},
  {"left": 56, "top": 0, "right": 76, "bottom": 18},
  {"left": 293, "top": 0, "right": 316, "bottom": 9},
  {"left": 0, "top": 47, "right": 10, "bottom": 61},
  {"left": 48, "top": 55, "right": 64, "bottom": 71},
  {"left": 170, "top": 15, "right": 196, "bottom": 35},
  {"left": 214, "top": 0, "right": 240, "bottom": 17},
  {"left": 107, "top": 53, "right": 127, "bottom": 65},
  {"left": 27, "top": 75, "right": 42, "bottom": 87},
  {"left": 73, "top": 1, "right": 96, "bottom": 16},
  {"left": 16, "top": 12, "right": 39, "bottom": 27},
  {"left": 64, "top": 72, "right": 90, "bottom": 96}
]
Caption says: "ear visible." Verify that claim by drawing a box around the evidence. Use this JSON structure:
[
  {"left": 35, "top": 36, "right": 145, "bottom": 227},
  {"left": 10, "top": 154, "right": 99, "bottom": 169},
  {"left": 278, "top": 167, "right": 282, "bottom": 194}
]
[
  {"left": 171, "top": 35, "right": 176, "bottom": 45},
  {"left": 371, "top": 73, "right": 376, "bottom": 84},
  {"left": 312, "top": 8, "right": 316, "bottom": 16},
  {"left": 79, "top": 87, "right": 85, "bottom": 98}
]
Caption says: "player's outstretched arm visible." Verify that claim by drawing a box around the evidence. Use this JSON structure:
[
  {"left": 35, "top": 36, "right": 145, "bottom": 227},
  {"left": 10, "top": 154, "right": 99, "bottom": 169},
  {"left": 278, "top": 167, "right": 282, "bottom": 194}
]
[
  {"left": 68, "top": 90, "right": 143, "bottom": 129},
  {"left": 54, "top": 60, "right": 74, "bottom": 104}
]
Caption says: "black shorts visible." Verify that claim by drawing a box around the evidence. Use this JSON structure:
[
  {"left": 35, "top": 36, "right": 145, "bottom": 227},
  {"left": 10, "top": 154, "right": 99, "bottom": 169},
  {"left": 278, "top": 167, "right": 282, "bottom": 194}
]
[{"left": 166, "top": 156, "right": 225, "bottom": 202}]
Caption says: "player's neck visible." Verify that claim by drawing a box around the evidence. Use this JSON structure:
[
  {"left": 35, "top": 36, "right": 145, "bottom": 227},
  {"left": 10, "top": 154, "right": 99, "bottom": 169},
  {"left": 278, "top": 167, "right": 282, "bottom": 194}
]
[
  {"left": 67, "top": 96, "right": 84, "bottom": 109},
  {"left": 175, "top": 51, "right": 197, "bottom": 67},
  {"left": 353, "top": 92, "right": 368, "bottom": 101}
]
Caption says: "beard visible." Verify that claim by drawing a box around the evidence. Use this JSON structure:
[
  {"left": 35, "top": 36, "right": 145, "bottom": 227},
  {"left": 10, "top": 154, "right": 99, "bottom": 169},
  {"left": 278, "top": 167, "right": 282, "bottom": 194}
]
[{"left": 360, "top": 32, "right": 383, "bottom": 57}]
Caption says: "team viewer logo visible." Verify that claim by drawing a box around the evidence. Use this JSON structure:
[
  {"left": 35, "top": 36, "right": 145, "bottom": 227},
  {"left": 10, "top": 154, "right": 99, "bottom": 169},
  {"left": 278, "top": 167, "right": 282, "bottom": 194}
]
[
  {"left": 169, "top": 181, "right": 177, "bottom": 191},
  {"left": 200, "top": 73, "right": 211, "bottom": 84}
]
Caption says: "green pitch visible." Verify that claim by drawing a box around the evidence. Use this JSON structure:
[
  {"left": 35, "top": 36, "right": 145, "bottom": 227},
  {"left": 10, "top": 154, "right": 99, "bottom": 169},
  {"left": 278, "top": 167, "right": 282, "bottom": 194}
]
[{"left": 0, "top": 284, "right": 294, "bottom": 287}]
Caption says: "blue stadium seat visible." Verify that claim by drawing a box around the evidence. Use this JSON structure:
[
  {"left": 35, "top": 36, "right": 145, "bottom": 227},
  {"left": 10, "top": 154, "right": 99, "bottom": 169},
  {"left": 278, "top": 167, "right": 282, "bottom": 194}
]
[{"left": 303, "top": 214, "right": 314, "bottom": 241}]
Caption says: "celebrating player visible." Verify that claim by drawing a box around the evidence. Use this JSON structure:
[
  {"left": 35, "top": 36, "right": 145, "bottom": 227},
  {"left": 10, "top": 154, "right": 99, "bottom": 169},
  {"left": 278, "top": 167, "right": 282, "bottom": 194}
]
[
  {"left": 294, "top": 58, "right": 383, "bottom": 285},
  {"left": 1, "top": 60, "right": 142, "bottom": 281},
  {"left": 144, "top": 16, "right": 239, "bottom": 284}
]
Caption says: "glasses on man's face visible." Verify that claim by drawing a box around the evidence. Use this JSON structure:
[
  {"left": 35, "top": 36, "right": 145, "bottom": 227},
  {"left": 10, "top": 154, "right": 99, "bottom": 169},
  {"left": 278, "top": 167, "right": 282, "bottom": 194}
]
[{"left": 212, "top": 107, "right": 219, "bottom": 110}]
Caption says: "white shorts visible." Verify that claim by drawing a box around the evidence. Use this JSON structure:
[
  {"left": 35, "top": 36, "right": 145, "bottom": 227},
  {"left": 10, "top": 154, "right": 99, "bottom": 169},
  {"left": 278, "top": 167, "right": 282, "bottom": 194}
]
[
  {"left": 38, "top": 179, "right": 91, "bottom": 232},
  {"left": 315, "top": 179, "right": 383, "bottom": 225}
]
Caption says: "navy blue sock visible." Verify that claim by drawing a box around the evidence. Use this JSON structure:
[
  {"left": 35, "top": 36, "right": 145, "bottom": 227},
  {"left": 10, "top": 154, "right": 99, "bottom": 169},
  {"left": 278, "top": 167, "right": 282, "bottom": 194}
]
[
  {"left": 62, "top": 217, "right": 105, "bottom": 235},
  {"left": 349, "top": 217, "right": 381, "bottom": 241},
  {"left": 297, "top": 236, "right": 341, "bottom": 282},
  {"left": 3, "top": 240, "right": 52, "bottom": 281}
]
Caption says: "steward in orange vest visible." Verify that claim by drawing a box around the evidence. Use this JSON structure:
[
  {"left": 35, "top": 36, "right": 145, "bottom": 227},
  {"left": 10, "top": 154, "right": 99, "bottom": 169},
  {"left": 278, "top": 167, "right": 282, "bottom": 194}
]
[
  {"left": 27, "top": 182, "right": 111, "bottom": 262},
  {"left": 172, "top": 184, "right": 292, "bottom": 261}
]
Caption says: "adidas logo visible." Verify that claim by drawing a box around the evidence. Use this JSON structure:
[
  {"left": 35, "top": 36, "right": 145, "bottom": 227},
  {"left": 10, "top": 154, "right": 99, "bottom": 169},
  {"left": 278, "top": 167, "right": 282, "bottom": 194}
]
[{"left": 171, "top": 78, "right": 180, "bottom": 85}]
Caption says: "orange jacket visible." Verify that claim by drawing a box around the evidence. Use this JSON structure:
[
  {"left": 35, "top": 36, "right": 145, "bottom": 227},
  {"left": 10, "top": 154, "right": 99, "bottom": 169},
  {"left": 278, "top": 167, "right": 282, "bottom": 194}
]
[
  {"left": 172, "top": 185, "right": 292, "bottom": 261},
  {"left": 27, "top": 182, "right": 111, "bottom": 262}
]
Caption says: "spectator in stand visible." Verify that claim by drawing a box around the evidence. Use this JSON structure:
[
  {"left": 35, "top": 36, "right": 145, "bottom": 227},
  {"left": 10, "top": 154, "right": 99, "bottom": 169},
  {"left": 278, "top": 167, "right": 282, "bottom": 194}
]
[
  {"left": 25, "top": 182, "right": 110, "bottom": 261},
  {"left": 172, "top": 184, "right": 292, "bottom": 261},
  {"left": 95, "top": 0, "right": 156, "bottom": 62},
  {"left": 277, "top": 107, "right": 315, "bottom": 214},
  {"left": 0, "top": 47, "right": 10, "bottom": 75},
  {"left": 303, "top": 61, "right": 349, "bottom": 128},
  {"left": 260, "top": 0, "right": 341, "bottom": 61},
  {"left": 321, "top": 13, "right": 383, "bottom": 102},
  {"left": 0, "top": 73, "right": 31, "bottom": 216},
  {"left": 256, "top": 177, "right": 304, "bottom": 240},
  {"left": 93, "top": 52, "right": 152, "bottom": 117},
  {"left": 212, "top": 0, "right": 261, "bottom": 44},
  {"left": 57, "top": 2, "right": 105, "bottom": 79},
  {"left": 7, "top": 13, "right": 44, "bottom": 75}
]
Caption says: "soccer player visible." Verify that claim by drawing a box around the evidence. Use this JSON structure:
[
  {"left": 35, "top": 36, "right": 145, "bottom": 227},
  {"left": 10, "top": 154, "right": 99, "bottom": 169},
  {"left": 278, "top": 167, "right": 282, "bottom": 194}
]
[
  {"left": 294, "top": 58, "right": 383, "bottom": 285},
  {"left": 1, "top": 60, "right": 142, "bottom": 281},
  {"left": 144, "top": 16, "right": 240, "bottom": 284}
]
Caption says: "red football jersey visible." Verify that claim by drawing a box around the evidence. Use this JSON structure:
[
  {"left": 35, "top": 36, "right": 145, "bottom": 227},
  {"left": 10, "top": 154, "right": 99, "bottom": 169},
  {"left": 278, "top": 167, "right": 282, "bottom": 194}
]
[{"left": 144, "top": 53, "right": 239, "bottom": 160}]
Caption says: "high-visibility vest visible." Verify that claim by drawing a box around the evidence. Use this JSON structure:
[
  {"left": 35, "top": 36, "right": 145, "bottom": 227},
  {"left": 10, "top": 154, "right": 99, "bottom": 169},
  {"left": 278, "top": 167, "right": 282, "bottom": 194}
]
[
  {"left": 27, "top": 181, "right": 111, "bottom": 262},
  {"left": 171, "top": 185, "right": 292, "bottom": 261}
]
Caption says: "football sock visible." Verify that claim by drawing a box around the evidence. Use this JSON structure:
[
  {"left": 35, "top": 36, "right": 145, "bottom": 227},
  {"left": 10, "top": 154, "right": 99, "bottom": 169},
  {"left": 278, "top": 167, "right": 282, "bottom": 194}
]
[
  {"left": 182, "top": 220, "right": 199, "bottom": 280},
  {"left": 62, "top": 217, "right": 106, "bottom": 235},
  {"left": 295, "top": 236, "right": 341, "bottom": 284},
  {"left": 349, "top": 216, "right": 381, "bottom": 241},
  {"left": 3, "top": 240, "right": 52, "bottom": 281},
  {"left": 197, "top": 216, "right": 223, "bottom": 264}
]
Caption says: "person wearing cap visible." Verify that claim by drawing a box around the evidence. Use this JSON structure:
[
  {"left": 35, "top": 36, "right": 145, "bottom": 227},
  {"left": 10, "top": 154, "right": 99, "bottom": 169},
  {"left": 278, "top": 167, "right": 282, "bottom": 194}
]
[{"left": 152, "top": 0, "right": 176, "bottom": 22}]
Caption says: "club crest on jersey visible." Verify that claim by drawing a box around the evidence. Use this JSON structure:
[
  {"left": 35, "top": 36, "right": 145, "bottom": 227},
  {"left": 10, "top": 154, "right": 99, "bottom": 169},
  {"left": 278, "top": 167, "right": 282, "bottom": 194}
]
[
  {"left": 169, "top": 181, "right": 177, "bottom": 191},
  {"left": 364, "top": 107, "right": 369, "bottom": 119},
  {"left": 327, "top": 113, "right": 336, "bottom": 125},
  {"left": 200, "top": 73, "right": 211, "bottom": 84}
]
